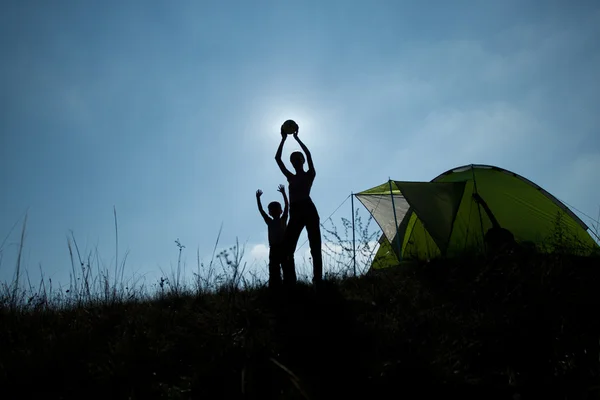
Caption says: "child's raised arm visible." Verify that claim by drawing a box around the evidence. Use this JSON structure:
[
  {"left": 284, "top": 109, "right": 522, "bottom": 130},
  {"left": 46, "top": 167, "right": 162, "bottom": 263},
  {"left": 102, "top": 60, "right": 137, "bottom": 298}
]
[
  {"left": 277, "top": 184, "right": 289, "bottom": 220},
  {"left": 293, "top": 131, "right": 315, "bottom": 174},
  {"left": 256, "top": 190, "right": 270, "bottom": 224},
  {"left": 275, "top": 129, "right": 293, "bottom": 179}
]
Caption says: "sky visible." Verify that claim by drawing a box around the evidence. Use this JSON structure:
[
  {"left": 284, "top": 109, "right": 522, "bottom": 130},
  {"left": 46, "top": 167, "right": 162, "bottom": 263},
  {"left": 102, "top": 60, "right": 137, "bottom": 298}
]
[{"left": 1, "top": 0, "right": 599, "bottom": 289}]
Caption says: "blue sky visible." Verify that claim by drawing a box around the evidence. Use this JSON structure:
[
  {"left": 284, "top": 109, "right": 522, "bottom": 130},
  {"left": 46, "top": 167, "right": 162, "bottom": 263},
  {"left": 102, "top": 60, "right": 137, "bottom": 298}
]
[{"left": 1, "top": 0, "right": 599, "bottom": 288}]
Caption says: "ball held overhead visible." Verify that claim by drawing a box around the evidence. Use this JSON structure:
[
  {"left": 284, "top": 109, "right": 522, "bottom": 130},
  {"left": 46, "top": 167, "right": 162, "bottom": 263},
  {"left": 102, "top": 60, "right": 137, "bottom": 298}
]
[{"left": 281, "top": 119, "right": 299, "bottom": 135}]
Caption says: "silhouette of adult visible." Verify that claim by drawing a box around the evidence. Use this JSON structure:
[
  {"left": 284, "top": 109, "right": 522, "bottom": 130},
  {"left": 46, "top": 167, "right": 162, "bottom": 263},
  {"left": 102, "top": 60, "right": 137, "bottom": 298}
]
[{"left": 275, "top": 122, "right": 322, "bottom": 286}]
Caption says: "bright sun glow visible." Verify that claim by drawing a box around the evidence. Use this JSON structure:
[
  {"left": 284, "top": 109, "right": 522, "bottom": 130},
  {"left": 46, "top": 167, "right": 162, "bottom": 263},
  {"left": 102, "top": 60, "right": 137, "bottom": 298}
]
[
  {"left": 255, "top": 100, "right": 321, "bottom": 146},
  {"left": 269, "top": 112, "right": 316, "bottom": 143}
]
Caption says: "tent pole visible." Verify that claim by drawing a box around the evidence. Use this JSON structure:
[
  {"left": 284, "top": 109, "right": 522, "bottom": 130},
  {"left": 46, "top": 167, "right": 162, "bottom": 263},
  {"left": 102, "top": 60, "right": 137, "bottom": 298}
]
[
  {"left": 388, "top": 179, "right": 402, "bottom": 263},
  {"left": 471, "top": 165, "right": 486, "bottom": 252},
  {"left": 351, "top": 192, "right": 356, "bottom": 276}
]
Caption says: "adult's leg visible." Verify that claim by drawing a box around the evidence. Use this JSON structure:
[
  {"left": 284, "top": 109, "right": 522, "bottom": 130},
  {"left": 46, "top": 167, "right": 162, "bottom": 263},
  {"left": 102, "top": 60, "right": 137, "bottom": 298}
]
[
  {"left": 305, "top": 204, "right": 323, "bottom": 283},
  {"left": 282, "top": 212, "right": 304, "bottom": 285}
]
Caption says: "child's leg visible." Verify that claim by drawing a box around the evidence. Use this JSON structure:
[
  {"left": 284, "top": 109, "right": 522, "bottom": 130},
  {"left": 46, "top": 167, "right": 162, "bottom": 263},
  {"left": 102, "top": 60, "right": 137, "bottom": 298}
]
[
  {"left": 305, "top": 204, "right": 323, "bottom": 283},
  {"left": 268, "top": 247, "right": 282, "bottom": 288},
  {"left": 282, "top": 213, "right": 304, "bottom": 285}
]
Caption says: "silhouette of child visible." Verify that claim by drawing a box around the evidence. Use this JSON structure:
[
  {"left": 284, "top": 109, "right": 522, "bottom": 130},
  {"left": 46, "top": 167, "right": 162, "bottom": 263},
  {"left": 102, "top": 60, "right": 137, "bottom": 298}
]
[
  {"left": 256, "top": 185, "right": 289, "bottom": 288},
  {"left": 275, "top": 124, "right": 322, "bottom": 286}
]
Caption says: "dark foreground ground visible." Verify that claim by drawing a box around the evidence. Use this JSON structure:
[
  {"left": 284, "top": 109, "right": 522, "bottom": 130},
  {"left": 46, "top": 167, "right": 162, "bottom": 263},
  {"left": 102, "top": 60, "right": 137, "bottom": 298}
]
[{"left": 1, "top": 253, "right": 600, "bottom": 399}]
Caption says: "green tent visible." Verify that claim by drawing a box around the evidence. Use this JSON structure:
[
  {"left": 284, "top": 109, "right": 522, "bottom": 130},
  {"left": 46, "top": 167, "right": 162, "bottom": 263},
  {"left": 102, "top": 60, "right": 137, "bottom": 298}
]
[{"left": 356, "top": 164, "right": 599, "bottom": 268}]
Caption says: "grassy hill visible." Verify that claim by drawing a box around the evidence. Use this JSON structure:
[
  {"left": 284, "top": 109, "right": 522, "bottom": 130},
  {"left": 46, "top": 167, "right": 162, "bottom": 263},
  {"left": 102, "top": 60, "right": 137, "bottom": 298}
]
[{"left": 1, "top": 252, "right": 600, "bottom": 399}]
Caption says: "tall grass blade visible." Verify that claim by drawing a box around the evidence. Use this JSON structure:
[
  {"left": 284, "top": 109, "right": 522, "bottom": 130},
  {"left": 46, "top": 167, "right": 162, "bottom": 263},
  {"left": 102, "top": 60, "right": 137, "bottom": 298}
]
[{"left": 11, "top": 212, "right": 28, "bottom": 309}]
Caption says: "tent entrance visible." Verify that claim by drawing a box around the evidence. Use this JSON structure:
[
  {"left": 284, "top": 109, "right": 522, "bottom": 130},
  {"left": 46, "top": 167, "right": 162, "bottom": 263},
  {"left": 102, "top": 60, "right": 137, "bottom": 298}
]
[{"left": 356, "top": 181, "right": 466, "bottom": 260}]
